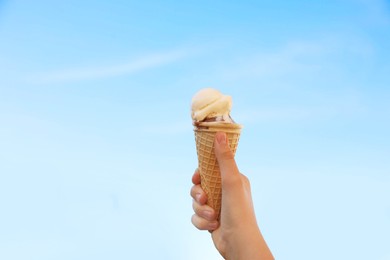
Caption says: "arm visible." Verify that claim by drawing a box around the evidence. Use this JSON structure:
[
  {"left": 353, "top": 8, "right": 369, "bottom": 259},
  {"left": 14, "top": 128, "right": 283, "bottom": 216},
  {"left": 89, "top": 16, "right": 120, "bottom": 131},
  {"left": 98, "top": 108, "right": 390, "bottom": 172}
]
[{"left": 190, "top": 132, "right": 274, "bottom": 259}]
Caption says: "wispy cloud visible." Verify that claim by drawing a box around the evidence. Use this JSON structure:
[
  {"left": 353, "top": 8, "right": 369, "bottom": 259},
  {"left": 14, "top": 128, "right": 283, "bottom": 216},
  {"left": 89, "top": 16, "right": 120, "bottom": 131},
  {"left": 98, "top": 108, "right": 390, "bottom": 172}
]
[
  {"left": 218, "top": 35, "right": 374, "bottom": 81},
  {"left": 235, "top": 91, "right": 367, "bottom": 124},
  {"left": 33, "top": 48, "right": 192, "bottom": 84}
]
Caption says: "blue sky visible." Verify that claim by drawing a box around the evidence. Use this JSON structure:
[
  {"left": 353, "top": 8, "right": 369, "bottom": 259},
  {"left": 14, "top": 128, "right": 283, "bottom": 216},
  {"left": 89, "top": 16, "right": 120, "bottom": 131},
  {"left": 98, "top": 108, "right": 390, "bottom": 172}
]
[{"left": 0, "top": 0, "right": 389, "bottom": 259}]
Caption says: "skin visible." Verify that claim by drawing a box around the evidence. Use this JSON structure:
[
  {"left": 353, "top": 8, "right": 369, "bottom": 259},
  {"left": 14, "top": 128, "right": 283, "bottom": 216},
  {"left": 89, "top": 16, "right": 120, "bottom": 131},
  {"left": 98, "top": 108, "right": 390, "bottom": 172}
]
[{"left": 190, "top": 132, "right": 274, "bottom": 260}]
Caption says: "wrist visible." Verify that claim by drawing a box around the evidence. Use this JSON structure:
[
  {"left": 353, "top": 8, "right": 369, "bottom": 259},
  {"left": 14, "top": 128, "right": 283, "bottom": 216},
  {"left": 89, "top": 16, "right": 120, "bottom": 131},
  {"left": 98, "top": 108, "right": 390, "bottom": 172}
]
[
  {"left": 224, "top": 228, "right": 262, "bottom": 259},
  {"left": 224, "top": 225, "right": 273, "bottom": 260}
]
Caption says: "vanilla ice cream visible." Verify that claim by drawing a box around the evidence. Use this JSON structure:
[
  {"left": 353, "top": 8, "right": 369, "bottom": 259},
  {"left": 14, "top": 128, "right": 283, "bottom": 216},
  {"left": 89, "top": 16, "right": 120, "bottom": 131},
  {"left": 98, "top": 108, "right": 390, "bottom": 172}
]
[{"left": 191, "top": 88, "right": 236, "bottom": 125}]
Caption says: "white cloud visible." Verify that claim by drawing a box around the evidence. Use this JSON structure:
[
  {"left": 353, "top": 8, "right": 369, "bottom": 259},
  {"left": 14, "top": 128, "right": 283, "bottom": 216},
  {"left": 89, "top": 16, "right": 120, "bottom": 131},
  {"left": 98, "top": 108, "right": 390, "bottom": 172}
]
[
  {"left": 217, "top": 39, "right": 329, "bottom": 80},
  {"left": 32, "top": 48, "right": 192, "bottom": 84},
  {"left": 235, "top": 92, "right": 367, "bottom": 124},
  {"left": 218, "top": 35, "right": 375, "bottom": 81}
]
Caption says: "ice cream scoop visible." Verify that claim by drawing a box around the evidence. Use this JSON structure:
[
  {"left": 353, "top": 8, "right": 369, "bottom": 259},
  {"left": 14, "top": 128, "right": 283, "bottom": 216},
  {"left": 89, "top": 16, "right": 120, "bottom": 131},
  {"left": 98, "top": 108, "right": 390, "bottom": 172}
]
[{"left": 191, "top": 88, "right": 236, "bottom": 127}]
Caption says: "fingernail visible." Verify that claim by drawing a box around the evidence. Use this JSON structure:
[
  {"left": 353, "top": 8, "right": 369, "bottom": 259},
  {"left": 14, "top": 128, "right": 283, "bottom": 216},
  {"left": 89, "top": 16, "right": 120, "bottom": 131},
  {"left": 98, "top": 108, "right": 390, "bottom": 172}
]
[
  {"left": 203, "top": 210, "right": 213, "bottom": 219},
  {"left": 196, "top": 193, "right": 202, "bottom": 202},
  {"left": 216, "top": 132, "right": 226, "bottom": 144}
]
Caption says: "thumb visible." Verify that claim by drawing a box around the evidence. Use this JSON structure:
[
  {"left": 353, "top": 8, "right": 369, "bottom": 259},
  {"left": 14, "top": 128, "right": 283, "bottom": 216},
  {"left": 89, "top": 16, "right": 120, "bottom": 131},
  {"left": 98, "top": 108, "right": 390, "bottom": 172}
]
[{"left": 214, "top": 132, "right": 240, "bottom": 186}]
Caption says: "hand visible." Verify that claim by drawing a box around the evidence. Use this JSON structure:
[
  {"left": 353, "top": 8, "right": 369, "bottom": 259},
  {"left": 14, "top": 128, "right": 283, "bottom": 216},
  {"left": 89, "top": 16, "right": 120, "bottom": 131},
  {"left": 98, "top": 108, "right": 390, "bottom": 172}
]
[{"left": 190, "top": 132, "right": 274, "bottom": 260}]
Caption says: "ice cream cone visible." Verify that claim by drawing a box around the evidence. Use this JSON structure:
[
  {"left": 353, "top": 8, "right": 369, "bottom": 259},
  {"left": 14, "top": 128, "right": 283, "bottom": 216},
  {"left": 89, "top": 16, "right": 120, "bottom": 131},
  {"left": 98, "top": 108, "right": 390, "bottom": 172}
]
[{"left": 194, "top": 124, "right": 241, "bottom": 220}]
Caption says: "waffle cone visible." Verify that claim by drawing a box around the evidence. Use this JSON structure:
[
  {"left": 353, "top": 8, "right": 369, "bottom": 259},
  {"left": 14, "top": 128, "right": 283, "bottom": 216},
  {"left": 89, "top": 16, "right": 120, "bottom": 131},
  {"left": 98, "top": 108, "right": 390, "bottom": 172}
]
[{"left": 194, "top": 124, "right": 241, "bottom": 220}]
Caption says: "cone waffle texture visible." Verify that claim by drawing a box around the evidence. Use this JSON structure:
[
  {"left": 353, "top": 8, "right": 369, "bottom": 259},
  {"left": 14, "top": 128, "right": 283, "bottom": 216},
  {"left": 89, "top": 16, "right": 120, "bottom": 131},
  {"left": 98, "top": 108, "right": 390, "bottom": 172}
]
[{"left": 194, "top": 128, "right": 240, "bottom": 220}]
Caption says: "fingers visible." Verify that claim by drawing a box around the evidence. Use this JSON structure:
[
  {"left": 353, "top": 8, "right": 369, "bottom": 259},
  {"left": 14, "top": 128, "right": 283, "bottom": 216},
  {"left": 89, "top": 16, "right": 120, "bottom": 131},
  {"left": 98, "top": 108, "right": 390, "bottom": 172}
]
[
  {"left": 191, "top": 168, "right": 219, "bottom": 230},
  {"left": 191, "top": 214, "right": 219, "bottom": 231},
  {"left": 214, "top": 132, "right": 240, "bottom": 186},
  {"left": 192, "top": 168, "right": 201, "bottom": 185},
  {"left": 190, "top": 184, "right": 208, "bottom": 205},
  {"left": 192, "top": 199, "right": 216, "bottom": 221}
]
